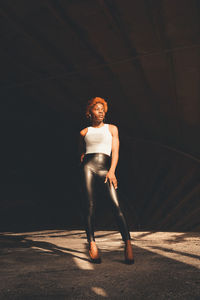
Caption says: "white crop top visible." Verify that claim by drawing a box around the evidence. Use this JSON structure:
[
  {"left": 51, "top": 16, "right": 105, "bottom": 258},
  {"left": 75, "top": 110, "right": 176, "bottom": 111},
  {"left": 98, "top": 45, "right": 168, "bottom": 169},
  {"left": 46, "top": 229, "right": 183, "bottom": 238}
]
[{"left": 84, "top": 124, "right": 112, "bottom": 156}]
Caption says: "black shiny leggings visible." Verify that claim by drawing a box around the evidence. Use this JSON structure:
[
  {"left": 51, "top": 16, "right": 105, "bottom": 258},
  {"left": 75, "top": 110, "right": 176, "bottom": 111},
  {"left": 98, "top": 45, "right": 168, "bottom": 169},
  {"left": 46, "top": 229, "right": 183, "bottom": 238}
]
[{"left": 80, "top": 153, "right": 131, "bottom": 243}]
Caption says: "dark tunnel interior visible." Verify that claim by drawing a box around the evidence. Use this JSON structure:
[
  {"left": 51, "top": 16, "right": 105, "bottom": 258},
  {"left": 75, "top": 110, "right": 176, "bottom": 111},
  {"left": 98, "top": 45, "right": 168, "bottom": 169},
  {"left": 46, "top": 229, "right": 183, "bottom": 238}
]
[{"left": 1, "top": 0, "right": 200, "bottom": 232}]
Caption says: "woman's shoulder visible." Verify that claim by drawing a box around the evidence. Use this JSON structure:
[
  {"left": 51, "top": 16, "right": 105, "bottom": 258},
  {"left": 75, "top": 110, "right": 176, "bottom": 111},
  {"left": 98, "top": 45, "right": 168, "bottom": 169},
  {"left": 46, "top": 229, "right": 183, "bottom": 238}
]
[
  {"left": 80, "top": 127, "right": 88, "bottom": 137},
  {"left": 107, "top": 124, "right": 118, "bottom": 136},
  {"left": 108, "top": 123, "right": 118, "bottom": 131}
]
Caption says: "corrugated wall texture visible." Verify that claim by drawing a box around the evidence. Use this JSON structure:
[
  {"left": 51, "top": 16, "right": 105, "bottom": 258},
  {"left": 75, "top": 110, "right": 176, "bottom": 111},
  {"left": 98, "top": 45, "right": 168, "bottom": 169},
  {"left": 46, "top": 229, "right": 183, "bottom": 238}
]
[{"left": 119, "top": 139, "right": 200, "bottom": 231}]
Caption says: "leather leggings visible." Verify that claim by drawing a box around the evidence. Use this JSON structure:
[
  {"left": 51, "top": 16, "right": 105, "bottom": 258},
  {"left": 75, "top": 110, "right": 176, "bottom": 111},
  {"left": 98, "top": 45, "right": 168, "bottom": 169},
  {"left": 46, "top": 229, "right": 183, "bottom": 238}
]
[{"left": 80, "top": 153, "right": 131, "bottom": 243}]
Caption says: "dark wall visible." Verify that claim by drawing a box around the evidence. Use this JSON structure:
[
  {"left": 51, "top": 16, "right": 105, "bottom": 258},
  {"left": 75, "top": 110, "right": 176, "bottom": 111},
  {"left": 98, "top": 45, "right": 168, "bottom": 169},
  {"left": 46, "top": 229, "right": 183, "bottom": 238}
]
[
  {"left": 1, "top": 91, "right": 80, "bottom": 230},
  {"left": 1, "top": 91, "right": 200, "bottom": 231},
  {"left": 1, "top": 0, "right": 200, "bottom": 231}
]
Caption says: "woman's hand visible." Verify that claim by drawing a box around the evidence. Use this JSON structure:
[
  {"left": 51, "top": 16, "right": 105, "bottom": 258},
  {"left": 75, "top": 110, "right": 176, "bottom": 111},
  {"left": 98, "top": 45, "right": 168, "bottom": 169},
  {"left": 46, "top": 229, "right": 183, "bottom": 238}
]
[
  {"left": 80, "top": 153, "right": 85, "bottom": 163},
  {"left": 104, "top": 170, "right": 118, "bottom": 189}
]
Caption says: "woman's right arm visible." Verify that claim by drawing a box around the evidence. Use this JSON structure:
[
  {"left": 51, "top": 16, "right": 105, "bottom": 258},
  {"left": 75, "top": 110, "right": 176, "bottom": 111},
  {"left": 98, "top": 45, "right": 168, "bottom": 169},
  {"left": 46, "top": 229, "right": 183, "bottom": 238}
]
[{"left": 79, "top": 128, "right": 87, "bottom": 163}]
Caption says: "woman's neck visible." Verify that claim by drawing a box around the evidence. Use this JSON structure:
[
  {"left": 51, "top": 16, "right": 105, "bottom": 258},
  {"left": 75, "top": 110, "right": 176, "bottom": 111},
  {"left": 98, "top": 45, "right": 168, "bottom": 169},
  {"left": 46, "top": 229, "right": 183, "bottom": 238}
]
[{"left": 91, "top": 121, "right": 104, "bottom": 128}]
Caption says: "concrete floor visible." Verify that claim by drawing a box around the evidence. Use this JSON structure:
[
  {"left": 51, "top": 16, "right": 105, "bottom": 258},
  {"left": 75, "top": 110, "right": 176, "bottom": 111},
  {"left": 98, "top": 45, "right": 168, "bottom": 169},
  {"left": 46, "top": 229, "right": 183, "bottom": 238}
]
[{"left": 0, "top": 230, "right": 200, "bottom": 299}]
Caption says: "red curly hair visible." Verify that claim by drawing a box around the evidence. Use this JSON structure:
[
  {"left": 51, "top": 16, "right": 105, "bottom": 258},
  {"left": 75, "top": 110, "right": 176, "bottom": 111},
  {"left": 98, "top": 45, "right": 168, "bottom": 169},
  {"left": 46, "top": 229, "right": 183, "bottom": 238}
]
[{"left": 85, "top": 97, "right": 108, "bottom": 119}]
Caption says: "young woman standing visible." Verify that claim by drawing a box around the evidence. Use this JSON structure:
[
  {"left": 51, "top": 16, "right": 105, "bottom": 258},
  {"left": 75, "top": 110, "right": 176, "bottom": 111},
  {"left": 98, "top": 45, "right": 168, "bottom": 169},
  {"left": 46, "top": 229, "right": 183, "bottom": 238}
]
[{"left": 79, "top": 97, "right": 134, "bottom": 264}]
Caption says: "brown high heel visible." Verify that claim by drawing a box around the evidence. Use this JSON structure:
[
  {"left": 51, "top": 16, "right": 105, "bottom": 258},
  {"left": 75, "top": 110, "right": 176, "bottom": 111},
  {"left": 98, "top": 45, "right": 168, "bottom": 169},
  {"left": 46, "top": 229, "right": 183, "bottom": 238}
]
[
  {"left": 89, "top": 241, "right": 101, "bottom": 263},
  {"left": 125, "top": 240, "right": 134, "bottom": 264}
]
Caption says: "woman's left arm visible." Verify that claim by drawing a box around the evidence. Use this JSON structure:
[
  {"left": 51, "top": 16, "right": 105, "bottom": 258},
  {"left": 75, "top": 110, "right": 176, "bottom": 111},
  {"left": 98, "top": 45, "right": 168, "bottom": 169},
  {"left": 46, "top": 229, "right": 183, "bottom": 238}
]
[{"left": 104, "top": 125, "right": 119, "bottom": 189}]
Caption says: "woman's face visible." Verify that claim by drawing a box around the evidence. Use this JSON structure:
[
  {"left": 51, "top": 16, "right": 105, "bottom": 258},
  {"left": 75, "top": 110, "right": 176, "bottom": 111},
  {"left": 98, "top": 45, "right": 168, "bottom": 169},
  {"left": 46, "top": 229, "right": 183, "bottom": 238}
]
[{"left": 90, "top": 103, "right": 105, "bottom": 122}]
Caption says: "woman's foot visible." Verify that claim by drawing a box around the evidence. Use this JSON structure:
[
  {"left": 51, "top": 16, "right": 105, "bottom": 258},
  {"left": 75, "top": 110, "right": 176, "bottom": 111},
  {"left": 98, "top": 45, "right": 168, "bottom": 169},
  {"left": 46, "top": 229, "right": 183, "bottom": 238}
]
[
  {"left": 124, "top": 240, "right": 134, "bottom": 264},
  {"left": 89, "top": 241, "right": 101, "bottom": 263}
]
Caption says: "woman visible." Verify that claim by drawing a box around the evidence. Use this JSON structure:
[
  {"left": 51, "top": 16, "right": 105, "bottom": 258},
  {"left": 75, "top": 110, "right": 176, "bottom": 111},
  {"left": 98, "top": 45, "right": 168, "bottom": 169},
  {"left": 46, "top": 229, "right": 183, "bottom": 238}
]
[{"left": 79, "top": 97, "right": 134, "bottom": 264}]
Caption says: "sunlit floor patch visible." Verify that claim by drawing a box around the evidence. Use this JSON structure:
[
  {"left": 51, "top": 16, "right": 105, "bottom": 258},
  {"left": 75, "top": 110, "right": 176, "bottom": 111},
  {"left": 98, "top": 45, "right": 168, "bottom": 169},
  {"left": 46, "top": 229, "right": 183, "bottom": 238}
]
[
  {"left": 132, "top": 231, "right": 200, "bottom": 269},
  {"left": 31, "top": 246, "right": 53, "bottom": 253},
  {"left": 91, "top": 286, "right": 108, "bottom": 297},
  {"left": 2, "top": 230, "right": 200, "bottom": 271},
  {"left": 136, "top": 244, "right": 200, "bottom": 269},
  {"left": 73, "top": 255, "right": 94, "bottom": 270}
]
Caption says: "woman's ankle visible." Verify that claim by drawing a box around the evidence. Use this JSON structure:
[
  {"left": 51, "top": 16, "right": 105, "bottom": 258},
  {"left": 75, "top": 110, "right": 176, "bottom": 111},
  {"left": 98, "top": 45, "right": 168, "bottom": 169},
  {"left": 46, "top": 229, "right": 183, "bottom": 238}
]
[{"left": 124, "top": 239, "right": 134, "bottom": 264}]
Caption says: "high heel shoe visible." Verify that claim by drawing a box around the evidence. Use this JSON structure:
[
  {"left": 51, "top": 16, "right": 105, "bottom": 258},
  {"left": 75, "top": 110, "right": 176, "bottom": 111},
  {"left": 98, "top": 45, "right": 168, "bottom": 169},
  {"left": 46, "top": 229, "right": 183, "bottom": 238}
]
[
  {"left": 89, "top": 241, "right": 101, "bottom": 264},
  {"left": 124, "top": 240, "right": 134, "bottom": 264}
]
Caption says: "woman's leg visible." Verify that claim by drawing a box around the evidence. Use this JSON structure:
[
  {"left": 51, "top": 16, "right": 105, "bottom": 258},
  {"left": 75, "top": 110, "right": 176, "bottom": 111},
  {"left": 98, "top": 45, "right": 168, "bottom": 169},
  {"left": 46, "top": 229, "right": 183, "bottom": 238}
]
[
  {"left": 105, "top": 181, "right": 131, "bottom": 242},
  {"left": 80, "top": 165, "right": 96, "bottom": 243},
  {"left": 80, "top": 164, "right": 101, "bottom": 263},
  {"left": 105, "top": 181, "right": 134, "bottom": 263}
]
